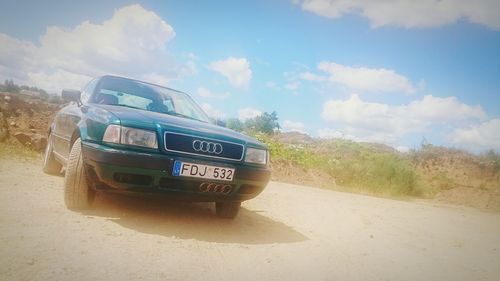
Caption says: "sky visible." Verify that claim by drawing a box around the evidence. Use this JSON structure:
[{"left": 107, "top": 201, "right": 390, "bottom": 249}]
[{"left": 1, "top": 0, "right": 499, "bottom": 153}]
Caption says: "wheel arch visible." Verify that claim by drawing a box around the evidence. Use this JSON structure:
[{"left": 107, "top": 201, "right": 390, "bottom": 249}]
[{"left": 70, "top": 129, "right": 81, "bottom": 148}]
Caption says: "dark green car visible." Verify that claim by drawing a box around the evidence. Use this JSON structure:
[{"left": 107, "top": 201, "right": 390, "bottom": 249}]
[{"left": 43, "top": 75, "right": 271, "bottom": 218}]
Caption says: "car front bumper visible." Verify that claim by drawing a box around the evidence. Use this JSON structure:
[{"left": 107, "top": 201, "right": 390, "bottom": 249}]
[{"left": 81, "top": 141, "right": 271, "bottom": 202}]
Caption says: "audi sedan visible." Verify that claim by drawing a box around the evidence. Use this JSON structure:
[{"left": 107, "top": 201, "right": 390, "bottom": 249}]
[{"left": 43, "top": 75, "right": 271, "bottom": 218}]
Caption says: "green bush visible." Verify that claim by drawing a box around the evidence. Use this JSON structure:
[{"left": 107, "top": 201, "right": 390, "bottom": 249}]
[{"left": 255, "top": 134, "right": 421, "bottom": 197}]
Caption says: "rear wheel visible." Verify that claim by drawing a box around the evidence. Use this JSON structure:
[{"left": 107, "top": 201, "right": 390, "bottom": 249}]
[
  {"left": 215, "top": 201, "right": 241, "bottom": 219},
  {"left": 43, "top": 132, "right": 62, "bottom": 175},
  {"left": 64, "top": 138, "right": 95, "bottom": 209}
]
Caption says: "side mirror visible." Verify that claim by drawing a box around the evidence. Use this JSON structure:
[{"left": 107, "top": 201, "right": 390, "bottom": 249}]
[
  {"left": 215, "top": 119, "right": 226, "bottom": 127},
  {"left": 61, "top": 89, "right": 81, "bottom": 103}
]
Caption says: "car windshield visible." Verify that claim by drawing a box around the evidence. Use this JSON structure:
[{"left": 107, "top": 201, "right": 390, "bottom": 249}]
[{"left": 92, "top": 76, "right": 211, "bottom": 123}]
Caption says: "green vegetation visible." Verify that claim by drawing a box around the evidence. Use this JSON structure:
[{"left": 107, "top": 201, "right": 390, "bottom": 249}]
[
  {"left": 482, "top": 149, "right": 500, "bottom": 173},
  {"left": 0, "top": 79, "right": 20, "bottom": 93},
  {"left": 225, "top": 111, "right": 425, "bottom": 197},
  {"left": 227, "top": 111, "right": 280, "bottom": 135},
  {"left": 254, "top": 134, "right": 424, "bottom": 197}
]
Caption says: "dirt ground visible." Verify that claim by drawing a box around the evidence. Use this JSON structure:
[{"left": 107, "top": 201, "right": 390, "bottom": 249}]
[{"left": 1, "top": 155, "right": 500, "bottom": 281}]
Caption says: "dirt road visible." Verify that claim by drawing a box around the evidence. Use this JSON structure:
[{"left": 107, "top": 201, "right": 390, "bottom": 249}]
[{"left": 1, "top": 156, "right": 499, "bottom": 281}]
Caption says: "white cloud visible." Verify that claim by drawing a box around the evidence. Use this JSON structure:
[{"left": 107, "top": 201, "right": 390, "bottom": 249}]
[
  {"left": 186, "top": 52, "right": 198, "bottom": 61},
  {"left": 197, "top": 87, "right": 212, "bottom": 98},
  {"left": 201, "top": 103, "right": 225, "bottom": 119},
  {"left": 209, "top": 57, "right": 252, "bottom": 88},
  {"left": 0, "top": 34, "right": 41, "bottom": 86},
  {"left": 265, "top": 81, "right": 278, "bottom": 89},
  {"left": 300, "top": 71, "right": 326, "bottom": 82},
  {"left": 27, "top": 70, "right": 92, "bottom": 93},
  {"left": 140, "top": 72, "right": 171, "bottom": 86},
  {"left": 321, "top": 94, "right": 485, "bottom": 146},
  {"left": 180, "top": 60, "right": 198, "bottom": 77},
  {"left": 298, "top": 0, "right": 500, "bottom": 30},
  {"left": 238, "top": 107, "right": 262, "bottom": 120},
  {"left": 406, "top": 94, "right": 486, "bottom": 122},
  {"left": 197, "top": 87, "right": 230, "bottom": 99},
  {"left": 284, "top": 82, "right": 300, "bottom": 91},
  {"left": 0, "top": 4, "right": 194, "bottom": 93},
  {"left": 305, "top": 61, "right": 416, "bottom": 94},
  {"left": 282, "top": 120, "right": 307, "bottom": 133},
  {"left": 450, "top": 119, "right": 500, "bottom": 151}
]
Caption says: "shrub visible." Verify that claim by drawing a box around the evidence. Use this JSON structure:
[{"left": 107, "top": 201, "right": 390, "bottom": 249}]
[{"left": 255, "top": 134, "right": 421, "bottom": 197}]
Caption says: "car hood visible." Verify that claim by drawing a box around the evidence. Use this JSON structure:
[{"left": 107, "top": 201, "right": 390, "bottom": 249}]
[{"left": 96, "top": 105, "right": 265, "bottom": 148}]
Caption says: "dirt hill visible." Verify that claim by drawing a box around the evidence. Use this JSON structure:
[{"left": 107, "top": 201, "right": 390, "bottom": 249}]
[
  {"left": 0, "top": 92, "right": 62, "bottom": 150},
  {"left": 263, "top": 132, "right": 500, "bottom": 212}
]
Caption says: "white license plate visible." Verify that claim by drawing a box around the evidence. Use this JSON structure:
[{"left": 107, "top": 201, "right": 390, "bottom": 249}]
[{"left": 172, "top": 161, "right": 235, "bottom": 182}]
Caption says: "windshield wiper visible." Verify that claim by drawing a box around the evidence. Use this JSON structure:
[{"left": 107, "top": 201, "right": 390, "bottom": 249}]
[
  {"left": 166, "top": 111, "right": 206, "bottom": 122},
  {"left": 108, "top": 104, "right": 144, "bottom": 110}
]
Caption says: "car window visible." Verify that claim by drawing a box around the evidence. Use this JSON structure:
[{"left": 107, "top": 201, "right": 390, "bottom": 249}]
[
  {"left": 163, "top": 99, "right": 174, "bottom": 111},
  {"left": 172, "top": 96, "right": 202, "bottom": 120},
  {"left": 93, "top": 76, "right": 211, "bottom": 123},
  {"left": 98, "top": 89, "right": 152, "bottom": 110},
  {"left": 81, "top": 79, "right": 97, "bottom": 104}
]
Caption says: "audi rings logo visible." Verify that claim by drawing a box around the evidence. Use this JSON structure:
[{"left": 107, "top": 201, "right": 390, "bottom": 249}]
[{"left": 192, "top": 140, "right": 223, "bottom": 154}]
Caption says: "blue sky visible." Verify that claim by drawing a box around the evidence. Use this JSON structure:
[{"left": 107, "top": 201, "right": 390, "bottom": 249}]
[{"left": 1, "top": 0, "right": 499, "bottom": 152}]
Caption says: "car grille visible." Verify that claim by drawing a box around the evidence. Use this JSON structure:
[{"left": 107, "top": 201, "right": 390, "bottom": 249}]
[{"left": 164, "top": 132, "right": 244, "bottom": 161}]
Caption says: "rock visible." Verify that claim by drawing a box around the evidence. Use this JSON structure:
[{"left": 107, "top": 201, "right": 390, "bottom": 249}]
[
  {"left": 4, "top": 95, "right": 11, "bottom": 101},
  {"left": 13, "top": 132, "right": 32, "bottom": 146},
  {"left": 13, "top": 132, "right": 47, "bottom": 151},
  {"left": 30, "top": 128, "right": 36, "bottom": 133},
  {"left": 32, "top": 134, "right": 47, "bottom": 151},
  {"left": 10, "top": 121, "right": 16, "bottom": 127}
]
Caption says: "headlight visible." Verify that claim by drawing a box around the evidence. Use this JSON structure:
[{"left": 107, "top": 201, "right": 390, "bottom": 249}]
[
  {"left": 245, "top": 147, "right": 267, "bottom": 165},
  {"left": 103, "top": 125, "right": 158, "bottom": 149}
]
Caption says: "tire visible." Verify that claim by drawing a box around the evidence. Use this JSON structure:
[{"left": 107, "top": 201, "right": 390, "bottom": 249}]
[
  {"left": 215, "top": 201, "right": 241, "bottom": 219},
  {"left": 43, "top": 132, "right": 62, "bottom": 175},
  {"left": 64, "top": 138, "right": 95, "bottom": 209}
]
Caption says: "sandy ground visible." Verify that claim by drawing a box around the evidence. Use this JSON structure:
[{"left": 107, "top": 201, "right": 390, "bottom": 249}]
[{"left": 1, "top": 156, "right": 500, "bottom": 281}]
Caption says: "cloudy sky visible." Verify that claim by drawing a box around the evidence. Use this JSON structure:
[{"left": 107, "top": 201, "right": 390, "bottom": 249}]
[{"left": 1, "top": 0, "right": 499, "bottom": 152}]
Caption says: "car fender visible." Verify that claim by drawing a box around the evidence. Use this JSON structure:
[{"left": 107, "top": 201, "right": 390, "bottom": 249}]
[{"left": 71, "top": 104, "right": 121, "bottom": 147}]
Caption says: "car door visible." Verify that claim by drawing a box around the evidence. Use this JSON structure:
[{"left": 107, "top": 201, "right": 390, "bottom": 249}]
[{"left": 52, "top": 104, "right": 81, "bottom": 161}]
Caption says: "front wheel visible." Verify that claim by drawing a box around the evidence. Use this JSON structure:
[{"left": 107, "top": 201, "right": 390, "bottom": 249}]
[
  {"left": 64, "top": 138, "right": 95, "bottom": 209},
  {"left": 215, "top": 201, "right": 241, "bottom": 219}
]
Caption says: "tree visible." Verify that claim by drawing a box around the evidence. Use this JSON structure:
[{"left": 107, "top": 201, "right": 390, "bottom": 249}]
[
  {"left": 245, "top": 111, "right": 280, "bottom": 135},
  {"left": 2, "top": 79, "right": 20, "bottom": 93},
  {"left": 226, "top": 118, "right": 244, "bottom": 132}
]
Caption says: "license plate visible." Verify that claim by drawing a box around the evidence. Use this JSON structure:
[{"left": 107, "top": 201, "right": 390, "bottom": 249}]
[{"left": 172, "top": 161, "right": 235, "bottom": 182}]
